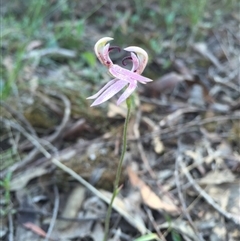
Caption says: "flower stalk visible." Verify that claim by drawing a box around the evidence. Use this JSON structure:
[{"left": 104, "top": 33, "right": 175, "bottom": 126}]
[{"left": 103, "top": 97, "right": 132, "bottom": 241}]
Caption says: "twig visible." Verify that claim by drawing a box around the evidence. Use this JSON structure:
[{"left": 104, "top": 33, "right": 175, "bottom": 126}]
[
  {"left": 44, "top": 185, "right": 59, "bottom": 241},
  {"left": 18, "top": 208, "right": 117, "bottom": 221},
  {"left": 1, "top": 101, "right": 37, "bottom": 137},
  {"left": 212, "top": 30, "right": 231, "bottom": 64},
  {"left": 19, "top": 91, "right": 71, "bottom": 150},
  {"left": 1, "top": 92, "right": 71, "bottom": 176},
  {"left": 145, "top": 207, "right": 167, "bottom": 241},
  {"left": 136, "top": 113, "right": 177, "bottom": 205},
  {"left": 0, "top": 118, "right": 55, "bottom": 176},
  {"left": 51, "top": 157, "right": 113, "bottom": 205},
  {"left": 51, "top": 157, "right": 147, "bottom": 234},
  {"left": 140, "top": 96, "right": 190, "bottom": 108},
  {"left": 0, "top": 118, "right": 51, "bottom": 158},
  {"left": 179, "top": 157, "right": 240, "bottom": 226},
  {"left": 160, "top": 113, "right": 240, "bottom": 137},
  {"left": 192, "top": 42, "right": 223, "bottom": 71},
  {"left": 44, "top": 91, "right": 71, "bottom": 142},
  {"left": 212, "top": 74, "right": 240, "bottom": 93},
  {"left": 8, "top": 212, "right": 14, "bottom": 241},
  {"left": 128, "top": 112, "right": 240, "bottom": 143},
  {"left": 133, "top": 109, "right": 155, "bottom": 177},
  {"left": 175, "top": 155, "right": 205, "bottom": 241}
]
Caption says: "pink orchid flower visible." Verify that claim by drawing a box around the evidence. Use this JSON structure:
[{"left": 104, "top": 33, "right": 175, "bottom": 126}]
[{"left": 87, "top": 37, "right": 152, "bottom": 107}]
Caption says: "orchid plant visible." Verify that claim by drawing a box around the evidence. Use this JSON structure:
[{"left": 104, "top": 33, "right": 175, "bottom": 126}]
[
  {"left": 87, "top": 37, "right": 152, "bottom": 241},
  {"left": 87, "top": 37, "right": 152, "bottom": 106}
]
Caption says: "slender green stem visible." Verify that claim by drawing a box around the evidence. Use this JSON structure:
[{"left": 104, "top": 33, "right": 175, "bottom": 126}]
[{"left": 103, "top": 99, "right": 131, "bottom": 241}]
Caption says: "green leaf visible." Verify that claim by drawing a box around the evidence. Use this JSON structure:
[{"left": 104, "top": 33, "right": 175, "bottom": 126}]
[
  {"left": 171, "top": 230, "right": 182, "bottom": 241},
  {"left": 165, "top": 12, "right": 175, "bottom": 25},
  {"left": 82, "top": 51, "right": 96, "bottom": 67}
]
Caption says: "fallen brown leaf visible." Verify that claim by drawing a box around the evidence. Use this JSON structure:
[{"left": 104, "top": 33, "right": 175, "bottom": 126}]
[
  {"left": 145, "top": 72, "right": 184, "bottom": 96},
  {"left": 127, "top": 166, "right": 179, "bottom": 213},
  {"left": 23, "top": 222, "right": 47, "bottom": 238},
  {"left": 55, "top": 185, "right": 86, "bottom": 230},
  {"left": 10, "top": 166, "right": 49, "bottom": 191},
  {"left": 107, "top": 102, "right": 127, "bottom": 118}
]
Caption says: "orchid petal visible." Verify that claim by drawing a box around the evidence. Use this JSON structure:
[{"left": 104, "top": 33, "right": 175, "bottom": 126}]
[
  {"left": 130, "top": 52, "right": 140, "bottom": 72},
  {"left": 124, "top": 46, "right": 148, "bottom": 74},
  {"left": 102, "top": 43, "right": 113, "bottom": 66},
  {"left": 94, "top": 37, "right": 113, "bottom": 67},
  {"left": 87, "top": 78, "right": 118, "bottom": 100},
  {"left": 117, "top": 81, "right": 137, "bottom": 105},
  {"left": 109, "top": 64, "right": 152, "bottom": 84},
  {"left": 90, "top": 80, "right": 128, "bottom": 107},
  {"left": 122, "top": 53, "right": 139, "bottom": 72},
  {"left": 122, "top": 56, "right": 132, "bottom": 66},
  {"left": 124, "top": 69, "right": 152, "bottom": 83}
]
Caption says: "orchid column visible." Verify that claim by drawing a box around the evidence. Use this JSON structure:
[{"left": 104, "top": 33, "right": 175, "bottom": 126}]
[{"left": 87, "top": 37, "right": 152, "bottom": 240}]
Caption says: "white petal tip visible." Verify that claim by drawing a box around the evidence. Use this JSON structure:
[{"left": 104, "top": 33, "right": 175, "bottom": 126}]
[
  {"left": 90, "top": 102, "right": 98, "bottom": 107},
  {"left": 90, "top": 100, "right": 103, "bottom": 107},
  {"left": 124, "top": 46, "right": 148, "bottom": 55},
  {"left": 87, "top": 96, "right": 97, "bottom": 100},
  {"left": 95, "top": 37, "right": 114, "bottom": 47}
]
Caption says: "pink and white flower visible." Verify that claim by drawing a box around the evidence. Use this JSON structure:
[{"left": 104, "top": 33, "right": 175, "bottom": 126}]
[{"left": 87, "top": 37, "right": 152, "bottom": 107}]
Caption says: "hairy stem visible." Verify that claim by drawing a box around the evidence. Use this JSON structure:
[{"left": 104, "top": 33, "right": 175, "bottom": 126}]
[{"left": 103, "top": 99, "right": 131, "bottom": 241}]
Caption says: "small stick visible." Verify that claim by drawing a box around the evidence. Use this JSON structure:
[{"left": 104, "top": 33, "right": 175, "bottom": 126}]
[
  {"left": 44, "top": 185, "right": 59, "bottom": 241},
  {"left": 51, "top": 157, "right": 111, "bottom": 205},
  {"left": 179, "top": 157, "right": 240, "bottom": 226},
  {"left": 1, "top": 101, "right": 37, "bottom": 137},
  {"left": 8, "top": 212, "right": 14, "bottom": 241},
  {"left": 44, "top": 91, "right": 71, "bottom": 143},
  {"left": 175, "top": 155, "right": 205, "bottom": 241},
  {"left": 1, "top": 92, "right": 71, "bottom": 176}
]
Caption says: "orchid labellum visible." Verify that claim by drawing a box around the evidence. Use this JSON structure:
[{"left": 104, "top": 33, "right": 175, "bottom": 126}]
[{"left": 87, "top": 37, "right": 152, "bottom": 106}]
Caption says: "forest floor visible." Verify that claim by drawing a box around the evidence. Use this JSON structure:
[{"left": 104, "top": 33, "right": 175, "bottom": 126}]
[{"left": 1, "top": 1, "right": 240, "bottom": 240}]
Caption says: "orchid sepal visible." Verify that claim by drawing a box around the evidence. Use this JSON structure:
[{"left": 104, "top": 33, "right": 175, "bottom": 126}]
[
  {"left": 87, "top": 78, "right": 118, "bottom": 100},
  {"left": 124, "top": 46, "right": 148, "bottom": 74},
  {"left": 90, "top": 80, "right": 128, "bottom": 107},
  {"left": 94, "top": 37, "right": 114, "bottom": 67},
  {"left": 109, "top": 64, "right": 152, "bottom": 84}
]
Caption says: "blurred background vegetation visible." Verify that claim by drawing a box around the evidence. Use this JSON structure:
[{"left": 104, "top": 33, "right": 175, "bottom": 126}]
[
  {"left": 1, "top": 0, "right": 238, "bottom": 100},
  {"left": 1, "top": 0, "right": 239, "bottom": 169}
]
